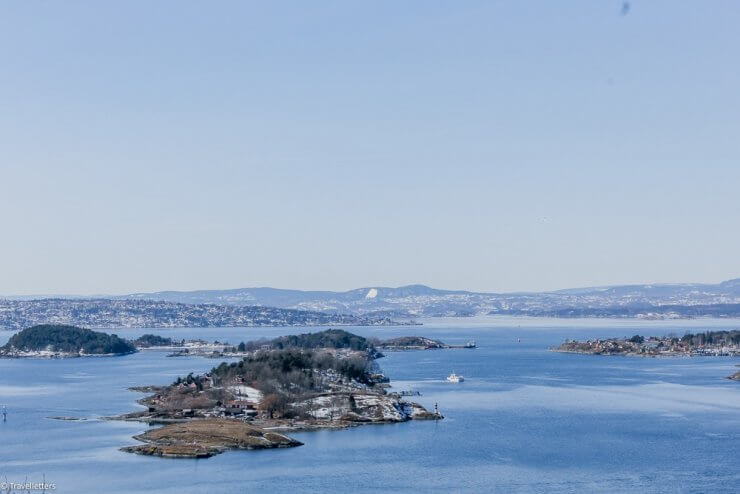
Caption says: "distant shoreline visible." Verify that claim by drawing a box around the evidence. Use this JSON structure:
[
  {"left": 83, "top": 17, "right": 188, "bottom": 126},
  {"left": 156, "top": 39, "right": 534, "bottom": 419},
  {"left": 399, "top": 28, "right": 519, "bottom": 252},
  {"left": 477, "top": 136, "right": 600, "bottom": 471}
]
[
  {"left": 552, "top": 330, "right": 739, "bottom": 358},
  {"left": 6, "top": 314, "right": 740, "bottom": 332}
]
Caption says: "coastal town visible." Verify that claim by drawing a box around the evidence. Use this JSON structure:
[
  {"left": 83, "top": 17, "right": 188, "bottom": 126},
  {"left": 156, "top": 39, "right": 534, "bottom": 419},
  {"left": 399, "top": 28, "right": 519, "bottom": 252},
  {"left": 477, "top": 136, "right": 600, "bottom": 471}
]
[
  {"left": 0, "top": 298, "right": 402, "bottom": 331},
  {"left": 553, "top": 330, "right": 740, "bottom": 357}
]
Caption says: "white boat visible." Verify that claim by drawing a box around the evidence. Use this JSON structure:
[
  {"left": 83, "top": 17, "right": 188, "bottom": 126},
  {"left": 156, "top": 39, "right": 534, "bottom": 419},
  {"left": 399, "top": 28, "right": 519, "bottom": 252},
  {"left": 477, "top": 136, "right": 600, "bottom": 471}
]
[{"left": 446, "top": 372, "right": 464, "bottom": 383}]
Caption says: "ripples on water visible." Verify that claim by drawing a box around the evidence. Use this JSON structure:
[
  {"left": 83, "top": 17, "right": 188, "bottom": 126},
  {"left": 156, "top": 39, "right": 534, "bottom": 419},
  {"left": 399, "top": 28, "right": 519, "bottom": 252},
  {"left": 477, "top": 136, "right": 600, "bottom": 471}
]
[{"left": 0, "top": 317, "right": 738, "bottom": 493}]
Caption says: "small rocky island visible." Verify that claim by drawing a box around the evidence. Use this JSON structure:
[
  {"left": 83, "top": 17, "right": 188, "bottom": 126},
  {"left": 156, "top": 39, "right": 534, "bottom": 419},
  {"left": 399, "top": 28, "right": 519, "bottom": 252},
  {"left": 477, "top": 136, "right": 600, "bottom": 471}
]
[
  {"left": 121, "top": 419, "right": 302, "bottom": 458},
  {"left": 117, "top": 329, "right": 443, "bottom": 458},
  {"left": 0, "top": 324, "right": 136, "bottom": 358},
  {"left": 377, "top": 336, "right": 476, "bottom": 350},
  {"left": 554, "top": 330, "right": 739, "bottom": 357}
]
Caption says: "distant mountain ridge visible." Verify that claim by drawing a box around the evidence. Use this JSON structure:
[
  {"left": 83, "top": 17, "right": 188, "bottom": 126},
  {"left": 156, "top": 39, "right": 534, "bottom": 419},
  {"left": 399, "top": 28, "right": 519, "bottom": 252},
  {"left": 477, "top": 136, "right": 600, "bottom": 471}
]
[
  {"left": 3, "top": 279, "right": 739, "bottom": 327},
  {"left": 120, "top": 284, "right": 471, "bottom": 307},
  {"left": 114, "top": 279, "right": 740, "bottom": 319}
]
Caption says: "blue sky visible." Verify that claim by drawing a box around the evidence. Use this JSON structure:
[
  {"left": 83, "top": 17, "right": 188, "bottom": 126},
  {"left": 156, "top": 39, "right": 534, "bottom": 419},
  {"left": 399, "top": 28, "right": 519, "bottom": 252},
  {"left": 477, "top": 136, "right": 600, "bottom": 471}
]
[{"left": 1, "top": 1, "right": 738, "bottom": 295}]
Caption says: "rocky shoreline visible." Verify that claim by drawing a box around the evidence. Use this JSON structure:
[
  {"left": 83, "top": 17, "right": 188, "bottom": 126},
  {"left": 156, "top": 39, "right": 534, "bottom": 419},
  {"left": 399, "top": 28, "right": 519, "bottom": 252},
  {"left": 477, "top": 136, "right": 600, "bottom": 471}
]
[
  {"left": 114, "top": 385, "right": 442, "bottom": 433},
  {"left": 115, "top": 388, "right": 441, "bottom": 459}
]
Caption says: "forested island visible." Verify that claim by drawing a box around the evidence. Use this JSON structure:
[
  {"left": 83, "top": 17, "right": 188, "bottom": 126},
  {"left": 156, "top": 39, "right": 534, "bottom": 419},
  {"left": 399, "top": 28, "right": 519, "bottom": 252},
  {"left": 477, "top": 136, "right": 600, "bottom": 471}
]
[
  {"left": 0, "top": 327, "right": 183, "bottom": 358},
  {"left": 0, "top": 324, "right": 136, "bottom": 357},
  {"left": 117, "top": 329, "right": 443, "bottom": 458},
  {"left": 554, "top": 330, "right": 740, "bottom": 357},
  {"left": 133, "top": 334, "right": 175, "bottom": 348}
]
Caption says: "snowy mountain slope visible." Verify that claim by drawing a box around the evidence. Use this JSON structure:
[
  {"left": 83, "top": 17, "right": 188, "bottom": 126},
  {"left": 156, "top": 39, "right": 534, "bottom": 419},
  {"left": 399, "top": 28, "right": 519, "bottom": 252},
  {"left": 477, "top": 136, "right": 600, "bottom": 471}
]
[{"left": 113, "top": 280, "right": 740, "bottom": 318}]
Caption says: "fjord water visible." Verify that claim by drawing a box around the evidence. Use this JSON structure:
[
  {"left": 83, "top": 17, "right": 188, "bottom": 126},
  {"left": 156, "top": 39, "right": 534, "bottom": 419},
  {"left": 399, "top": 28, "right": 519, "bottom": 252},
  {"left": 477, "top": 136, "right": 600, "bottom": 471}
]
[{"left": 1, "top": 318, "right": 738, "bottom": 493}]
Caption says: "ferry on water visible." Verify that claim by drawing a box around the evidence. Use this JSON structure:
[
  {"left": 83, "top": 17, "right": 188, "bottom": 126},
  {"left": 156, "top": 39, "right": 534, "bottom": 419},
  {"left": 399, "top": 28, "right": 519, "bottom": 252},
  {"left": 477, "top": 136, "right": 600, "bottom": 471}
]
[{"left": 446, "top": 372, "right": 464, "bottom": 383}]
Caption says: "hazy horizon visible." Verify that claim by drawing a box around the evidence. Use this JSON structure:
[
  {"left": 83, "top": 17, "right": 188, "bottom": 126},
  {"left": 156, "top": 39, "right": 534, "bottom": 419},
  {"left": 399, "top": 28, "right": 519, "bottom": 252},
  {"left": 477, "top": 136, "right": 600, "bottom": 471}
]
[
  {"left": 2, "top": 1, "right": 739, "bottom": 295},
  {"left": 3, "top": 275, "right": 739, "bottom": 299}
]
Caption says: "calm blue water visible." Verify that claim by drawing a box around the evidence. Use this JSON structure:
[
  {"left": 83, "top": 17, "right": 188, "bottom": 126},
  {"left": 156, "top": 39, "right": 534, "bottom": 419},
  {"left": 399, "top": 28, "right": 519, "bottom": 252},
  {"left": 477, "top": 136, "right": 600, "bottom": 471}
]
[{"left": 1, "top": 318, "right": 738, "bottom": 493}]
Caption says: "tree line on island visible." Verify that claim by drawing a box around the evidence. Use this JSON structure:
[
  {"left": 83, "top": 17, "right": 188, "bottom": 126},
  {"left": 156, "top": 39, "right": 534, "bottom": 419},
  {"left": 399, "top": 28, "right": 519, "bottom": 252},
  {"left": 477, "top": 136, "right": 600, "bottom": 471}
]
[
  {"left": 620, "top": 330, "right": 739, "bottom": 348},
  {"left": 0, "top": 324, "right": 448, "bottom": 358},
  {"left": 209, "top": 348, "right": 372, "bottom": 418},
  {"left": 0, "top": 324, "right": 188, "bottom": 356},
  {"left": 0, "top": 324, "right": 136, "bottom": 356}
]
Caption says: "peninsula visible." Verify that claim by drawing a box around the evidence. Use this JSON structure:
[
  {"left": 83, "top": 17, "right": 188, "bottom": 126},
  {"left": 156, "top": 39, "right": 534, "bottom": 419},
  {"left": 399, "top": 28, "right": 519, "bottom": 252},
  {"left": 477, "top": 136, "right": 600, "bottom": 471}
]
[{"left": 118, "top": 329, "right": 443, "bottom": 458}]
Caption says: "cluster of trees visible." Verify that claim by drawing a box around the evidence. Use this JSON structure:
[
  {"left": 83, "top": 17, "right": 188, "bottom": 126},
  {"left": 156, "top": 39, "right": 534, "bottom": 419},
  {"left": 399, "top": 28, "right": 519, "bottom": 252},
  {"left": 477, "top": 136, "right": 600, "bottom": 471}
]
[
  {"left": 166, "top": 347, "right": 373, "bottom": 419},
  {"left": 623, "top": 330, "right": 739, "bottom": 347},
  {"left": 258, "top": 393, "right": 286, "bottom": 419},
  {"left": 134, "top": 334, "right": 175, "bottom": 348},
  {"left": 163, "top": 330, "right": 382, "bottom": 419},
  {"left": 174, "top": 372, "right": 206, "bottom": 390},
  {"left": 163, "top": 375, "right": 230, "bottom": 411},
  {"left": 2, "top": 325, "right": 135, "bottom": 355},
  {"left": 235, "top": 329, "right": 375, "bottom": 353},
  {"left": 211, "top": 348, "right": 370, "bottom": 391},
  {"left": 680, "top": 330, "right": 740, "bottom": 346}
]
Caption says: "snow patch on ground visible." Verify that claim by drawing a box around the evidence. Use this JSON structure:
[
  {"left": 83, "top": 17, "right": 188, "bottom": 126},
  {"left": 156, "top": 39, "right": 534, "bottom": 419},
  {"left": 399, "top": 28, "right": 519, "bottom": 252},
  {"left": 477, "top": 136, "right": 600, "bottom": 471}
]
[
  {"left": 302, "top": 395, "right": 345, "bottom": 419},
  {"left": 296, "top": 393, "right": 426, "bottom": 422},
  {"left": 227, "top": 385, "right": 263, "bottom": 402}
]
